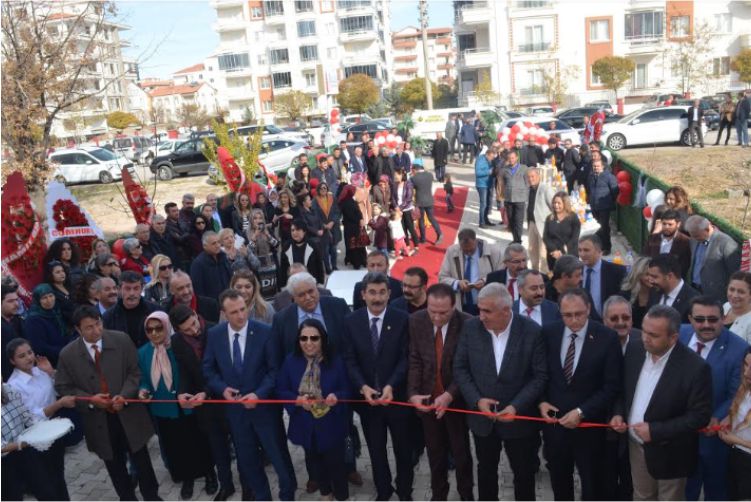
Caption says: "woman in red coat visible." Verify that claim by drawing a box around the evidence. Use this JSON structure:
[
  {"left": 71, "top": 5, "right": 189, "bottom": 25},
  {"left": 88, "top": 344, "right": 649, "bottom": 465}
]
[{"left": 120, "top": 237, "right": 151, "bottom": 282}]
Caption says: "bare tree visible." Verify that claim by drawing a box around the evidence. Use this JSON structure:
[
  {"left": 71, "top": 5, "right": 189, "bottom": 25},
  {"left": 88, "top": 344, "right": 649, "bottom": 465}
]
[{"left": 667, "top": 21, "right": 717, "bottom": 96}]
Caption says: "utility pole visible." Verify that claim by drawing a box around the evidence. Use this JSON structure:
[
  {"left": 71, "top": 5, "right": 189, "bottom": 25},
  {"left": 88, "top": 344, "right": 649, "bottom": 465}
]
[{"left": 418, "top": 0, "right": 433, "bottom": 109}]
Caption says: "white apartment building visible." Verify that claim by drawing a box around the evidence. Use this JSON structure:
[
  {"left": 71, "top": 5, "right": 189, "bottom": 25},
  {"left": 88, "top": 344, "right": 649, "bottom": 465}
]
[
  {"left": 149, "top": 83, "right": 220, "bottom": 125},
  {"left": 391, "top": 26, "right": 456, "bottom": 84},
  {"left": 454, "top": 0, "right": 751, "bottom": 109},
  {"left": 209, "top": 0, "right": 391, "bottom": 123}
]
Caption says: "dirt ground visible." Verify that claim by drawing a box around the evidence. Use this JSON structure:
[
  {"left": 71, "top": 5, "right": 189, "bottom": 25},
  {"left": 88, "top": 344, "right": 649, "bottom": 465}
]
[{"left": 616, "top": 133, "right": 751, "bottom": 237}]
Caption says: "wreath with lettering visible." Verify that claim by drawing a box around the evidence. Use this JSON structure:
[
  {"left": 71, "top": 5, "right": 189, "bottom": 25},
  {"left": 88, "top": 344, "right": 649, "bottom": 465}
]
[
  {"left": 1, "top": 189, "right": 47, "bottom": 288},
  {"left": 51, "top": 199, "right": 96, "bottom": 262}
]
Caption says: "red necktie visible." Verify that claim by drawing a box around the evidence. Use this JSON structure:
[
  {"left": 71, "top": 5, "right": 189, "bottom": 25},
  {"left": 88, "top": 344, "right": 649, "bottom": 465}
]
[
  {"left": 508, "top": 278, "right": 516, "bottom": 298},
  {"left": 525, "top": 307, "right": 534, "bottom": 317},
  {"left": 433, "top": 327, "right": 445, "bottom": 397},
  {"left": 91, "top": 344, "right": 109, "bottom": 394},
  {"left": 696, "top": 342, "right": 705, "bottom": 357}
]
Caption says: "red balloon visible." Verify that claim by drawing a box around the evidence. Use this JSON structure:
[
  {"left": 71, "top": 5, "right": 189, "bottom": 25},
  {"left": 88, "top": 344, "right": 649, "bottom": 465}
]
[
  {"left": 616, "top": 171, "right": 631, "bottom": 183},
  {"left": 535, "top": 136, "right": 547, "bottom": 145},
  {"left": 618, "top": 181, "right": 632, "bottom": 194},
  {"left": 511, "top": 124, "right": 521, "bottom": 132},
  {"left": 643, "top": 206, "right": 653, "bottom": 219}
]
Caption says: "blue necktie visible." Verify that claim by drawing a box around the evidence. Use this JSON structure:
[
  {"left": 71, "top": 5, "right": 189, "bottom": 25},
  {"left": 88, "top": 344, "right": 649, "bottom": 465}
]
[
  {"left": 370, "top": 317, "right": 380, "bottom": 353},
  {"left": 584, "top": 267, "right": 593, "bottom": 293},
  {"left": 232, "top": 333, "right": 243, "bottom": 376},
  {"left": 463, "top": 255, "right": 473, "bottom": 307}
]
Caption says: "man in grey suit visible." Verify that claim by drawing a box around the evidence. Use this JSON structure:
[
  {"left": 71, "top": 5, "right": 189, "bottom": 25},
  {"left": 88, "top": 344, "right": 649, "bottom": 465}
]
[
  {"left": 526, "top": 167, "right": 554, "bottom": 274},
  {"left": 55, "top": 305, "right": 160, "bottom": 501},
  {"left": 411, "top": 161, "right": 443, "bottom": 245},
  {"left": 453, "top": 283, "right": 548, "bottom": 500},
  {"left": 502, "top": 150, "right": 529, "bottom": 244},
  {"left": 685, "top": 215, "right": 741, "bottom": 303},
  {"left": 445, "top": 114, "right": 459, "bottom": 158}
]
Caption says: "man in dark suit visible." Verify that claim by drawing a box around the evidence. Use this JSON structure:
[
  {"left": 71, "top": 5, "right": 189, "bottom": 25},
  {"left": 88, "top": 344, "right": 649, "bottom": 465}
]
[
  {"left": 390, "top": 267, "right": 428, "bottom": 313},
  {"left": 539, "top": 289, "right": 623, "bottom": 500},
  {"left": 407, "top": 283, "right": 474, "bottom": 500},
  {"left": 687, "top": 99, "right": 705, "bottom": 148},
  {"left": 433, "top": 131, "right": 449, "bottom": 182},
  {"left": 513, "top": 269, "right": 561, "bottom": 326},
  {"left": 352, "top": 251, "right": 403, "bottom": 311},
  {"left": 411, "top": 161, "right": 443, "bottom": 245},
  {"left": 642, "top": 209, "right": 692, "bottom": 278},
  {"left": 343, "top": 272, "right": 413, "bottom": 501},
  {"left": 103, "top": 271, "right": 162, "bottom": 348},
  {"left": 55, "top": 306, "right": 160, "bottom": 501},
  {"left": 561, "top": 139, "right": 581, "bottom": 193},
  {"left": 578, "top": 234, "right": 627, "bottom": 318},
  {"left": 454, "top": 283, "right": 548, "bottom": 500},
  {"left": 203, "top": 290, "right": 296, "bottom": 501},
  {"left": 190, "top": 231, "right": 233, "bottom": 299},
  {"left": 686, "top": 215, "right": 741, "bottom": 303},
  {"left": 272, "top": 263, "right": 332, "bottom": 312},
  {"left": 160, "top": 270, "right": 220, "bottom": 323},
  {"left": 486, "top": 243, "right": 529, "bottom": 302},
  {"left": 610, "top": 305, "right": 712, "bottom": 501},
  {"left": 646, "top": 255, "right": 700, "bottom": 323},
  {"left": 679, "top": 297, "right": 749, "bottom": 501}
]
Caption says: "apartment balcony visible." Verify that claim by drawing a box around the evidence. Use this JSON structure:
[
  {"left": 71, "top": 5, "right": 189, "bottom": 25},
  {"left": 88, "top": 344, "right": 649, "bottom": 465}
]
[
  {"left": 515, "top": 42, "right": 552, "bottom": 54},
  {"left": 509, "top": 0, "right": 555, "bottom": 12},
  {"left": 210, "top": 0, "right": 246, "bottom": 8},
  {"left": 212, "top": 18, "right": 246, "bottom": 32},
  {"left": 223, "top": 67, "right": 253, "bottom": 78},
  {"left": 339, "top": 30, "right": 377, "bottom": 42},
  {"left": 455, "top": 2, "right": 491, "bottom": 26},
  {"left": 225, "top": 87, "right": 254, "bottom": 101},
  {"left": 625, "top": 35, "right": 665, "bottom": 54},
  {"left": 336, "top": 5, "right": 373, "bottom": 17},
  {"left": 459, "top": 47, "right": 494, "bottom": 68},
  {"left": 264, "top": 13, "right": 286, "bottom": 24}
]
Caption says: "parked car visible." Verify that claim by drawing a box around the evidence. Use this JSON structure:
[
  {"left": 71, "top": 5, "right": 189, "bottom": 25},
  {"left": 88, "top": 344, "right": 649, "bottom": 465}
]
[
  {"left": 600, "top": 106, "right": 707, "bottom": 151},
  {"left": 526, "top": 105, "right": 555, "bottom": 116},
  {"left": 49, "top": 147, "right": 133, "bottom": 185},
  {"left": 674, "top": 99, "right": 720, "bottom": 130},
  {"left": 208, "top": 140, "right": 316, "bottom": 184},
  {"left": 503, "top": 110, "right": 527, "bottom": 119},
  {"left": 499, "top": 116, "right": 581, "bottom": 145},
  {"left": 701, "top": 95, "right": 724, "bottom": 111},
  {"left": 341, "top": 114, "right": 372, "bottom": 126},
  {"left": 341, "top": 121, "right": 391, "bottom": 142},
  {"left": 555, "top": 107, "right": 622, "bottom": 130},
  {"left": 232, "top": 124, "right": 310, "bottom": 144},
  {"left": 372, "top": 117, "right": 396, "bottom": 128},
  {"left": 149, "top": 136, "right": 217, "bottom": 181},
  {"left": 143, "top": 139, "right": 182, "bottom": 164},
  {"left": 112, "top": 136, "right": 150, "bottom": 164},
  {"left": 583, "top": 100, "right": 614, "bottom": 114},
  {"left": 642, "top": 92, "right": 683, "bottom": 108}
]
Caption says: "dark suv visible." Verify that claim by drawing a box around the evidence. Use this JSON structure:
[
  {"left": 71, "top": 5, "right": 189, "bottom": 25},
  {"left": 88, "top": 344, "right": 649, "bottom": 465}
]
[
  {"left": 149, "top": 137, "right": 217, "bottom": 180},
  {"left": 341, "top": 121, "right": 391, "bottom": 142},
  {"left": 555, "top": 107, "right": 622, "bottom": 130}
]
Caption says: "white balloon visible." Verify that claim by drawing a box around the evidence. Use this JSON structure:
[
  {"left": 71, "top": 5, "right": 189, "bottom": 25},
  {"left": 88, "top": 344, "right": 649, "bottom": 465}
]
[
  {"left": 502, "top": 127, "right": 511, "bottom": 135},
  {"left": 519, "top": 126, "right": 528, "bottom": 135},
  {"left": 395, "top": 135, "right": 403, "bottom": 143},
  {"left": 386, "top": 134, "right": 395, "bottom": 143},
  {"left": 646, "top": 188, "right": 665, "bottom": 208},
  {"left": 377, "top": 136, "right": 386, "bottom": 145}
]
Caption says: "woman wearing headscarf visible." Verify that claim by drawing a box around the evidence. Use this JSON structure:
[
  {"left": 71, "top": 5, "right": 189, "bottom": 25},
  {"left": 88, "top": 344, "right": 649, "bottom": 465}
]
[
  {"left": 338, "top": 184, "right": 367, "bottom": 270},
  {"left": 314, "top": 181, "right": 342, "bottom": 273},
  {"left": 24, "top": 284, "right": 72, "bottom": 367},
  {"left": 137, "top": 311, "right": 213, "bottom": 500}
]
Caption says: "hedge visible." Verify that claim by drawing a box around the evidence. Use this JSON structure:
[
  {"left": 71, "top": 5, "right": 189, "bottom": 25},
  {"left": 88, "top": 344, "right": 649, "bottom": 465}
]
[{"left": 611, "top": 151, "right": 747, "bottom": 253}]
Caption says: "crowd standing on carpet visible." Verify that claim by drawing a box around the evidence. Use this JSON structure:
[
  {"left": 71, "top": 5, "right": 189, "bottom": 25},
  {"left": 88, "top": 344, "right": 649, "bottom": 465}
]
[{"left": 2, "top": 127, "right": 751, "bottom": 502}]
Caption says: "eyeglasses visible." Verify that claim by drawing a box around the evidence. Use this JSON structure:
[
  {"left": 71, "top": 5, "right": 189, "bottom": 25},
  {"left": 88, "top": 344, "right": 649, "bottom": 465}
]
[
  {"left": 607, "top": 315, "right": 631, "bottom": 322},
  {"left": 145, "top": 326, "right": 164, "bottom": 334},
  {"left": 505, "top": 259, "right": 527, "bottom": 265},
  {"left": 158, "top": 264, "right": 173, "bottom": 271},
  {"left": 691, "top": 316, "right": 720, "bottom": 324},
  {"left": 299, "top": 335, "right": 321, "bottom": 342}
]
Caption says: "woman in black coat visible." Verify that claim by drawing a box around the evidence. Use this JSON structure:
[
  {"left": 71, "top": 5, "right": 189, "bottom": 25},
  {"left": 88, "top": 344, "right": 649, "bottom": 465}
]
[
  {"left": 543, "top": 191, "right": 581, "bottom": 272},
  {"left": 280, "top": 219, "right": 324, "bottom": 287},
  {"left": 338, "top": 184, "right": 367, "bottom": 270}
]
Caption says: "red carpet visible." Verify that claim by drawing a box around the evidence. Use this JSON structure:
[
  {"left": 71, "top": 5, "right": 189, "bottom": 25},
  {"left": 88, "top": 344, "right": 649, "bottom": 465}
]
[{"left": 390, "top": 186, "right": 468, "bottom": 285}]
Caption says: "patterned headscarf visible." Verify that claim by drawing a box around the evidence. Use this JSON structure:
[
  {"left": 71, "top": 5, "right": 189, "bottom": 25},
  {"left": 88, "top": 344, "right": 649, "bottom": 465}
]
[{"left": 144, "top": 311, "right": 173, "bottom": 391}]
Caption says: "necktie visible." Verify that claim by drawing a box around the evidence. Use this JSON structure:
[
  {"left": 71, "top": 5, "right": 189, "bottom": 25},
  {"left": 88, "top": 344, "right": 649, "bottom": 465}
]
[
  {"left": 584, "top": 267, "right": 593, "bottom": 293},
  {"left": 563, "top": 333, "right": 578, "bottom": 383},
  {"left": 433, "top": 327, "right": 445, "bottom": 397},
  {"left": 91, "top": 344, "right": 109, "bottom": 394},
  {"left": 696, "top": 342, "right": 705, "bottom": 357},
  {"left": 370, "top": 317, "right": 380, "bottom": 353},
  {"left": 507, "top": 278, "right": 516, "bottom": 298},
  {"left": 463, "top": 256, "right": 473, "bottom": 307},
  {"left": 661, "top": 294, "right": 669, "bottom": 305},
  {"left": 232, "top": 333, "right": 243, "bottom": 376},
  {"left": 525, "top": 306, "right": 534, "bottom": 318}
]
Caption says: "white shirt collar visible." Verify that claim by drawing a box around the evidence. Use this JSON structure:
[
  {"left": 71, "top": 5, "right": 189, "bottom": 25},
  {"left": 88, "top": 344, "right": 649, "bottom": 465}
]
[
  {"left": 564, "top": 321, "right": 589, "bottom": 338},
  {"left": 688, "top": 333, "right": 717, "bottom": 358},
  {"left": 367, "top": 308, "right": 386, "bottom": 323},
  {"left": 520, "top": 299, "right": 540, "bottom": 313},
  {"left": 488, "top": 314, "right": 513, "bottom": 338},
  {"left": 646, "top": 343, "right": 675, "bottom": 367},
  {"left": 665, "top": 279, "right": 684, "bottom": 301},
  {"left": 228, "top": 321, "right": 249, "bottom": 337}
]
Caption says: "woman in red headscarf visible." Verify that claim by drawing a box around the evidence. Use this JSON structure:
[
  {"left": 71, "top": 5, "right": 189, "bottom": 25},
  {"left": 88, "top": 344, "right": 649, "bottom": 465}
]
[{"left": 338, "top": 184, "right": 367, "bottom": 269}]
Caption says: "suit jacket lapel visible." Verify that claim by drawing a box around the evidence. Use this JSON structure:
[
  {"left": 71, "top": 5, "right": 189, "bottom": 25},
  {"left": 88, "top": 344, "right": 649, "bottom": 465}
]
[
  {"left": 377, "top": 310, "right": 392, "bottom": 355},
  {"left": 572, "top": 323, "right": 596, "bottom": 383},
  {"left": 645, "top": 344, "right": 681, "bottom": 417},
  {"left": 498, "top": 317, "right": 522, "bottom": 379}
]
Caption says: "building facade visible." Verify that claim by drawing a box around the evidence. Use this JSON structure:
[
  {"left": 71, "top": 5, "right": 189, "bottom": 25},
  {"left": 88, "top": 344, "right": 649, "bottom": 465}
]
[
  {"left": 453, "top": 0, "right": 751, "bottom": 109},
  {"left": 391, "top": 26, "right": 456, "bottom": 84},
  {"left": 209, "top": 0, "right": 391, "bottom": 123},
  {"left": 148, "top": 83, "right": 220, "bottom": 125}
]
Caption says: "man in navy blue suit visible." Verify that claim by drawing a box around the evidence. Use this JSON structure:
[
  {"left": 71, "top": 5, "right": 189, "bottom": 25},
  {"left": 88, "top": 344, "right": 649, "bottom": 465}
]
[
  {"left": 680, "top": 297, "right": 748, "bottom": 501},
  {"left": 352, "top": 251, "right": 403, "bottom": 311},
  {"left": 203, "top": 289, "right": 296, "bottom": 501},
  {"left": 513, "top": 269, "right": 561, "bottom": 326},
  {"left": 343, "top": 272, "right": 413, "bottom": 501},
  {"left": 578, "top": 234, "right": 628, "bottom": 318},
  {"left": 539, "top": 288, "right": 622, "bottom": 500}
]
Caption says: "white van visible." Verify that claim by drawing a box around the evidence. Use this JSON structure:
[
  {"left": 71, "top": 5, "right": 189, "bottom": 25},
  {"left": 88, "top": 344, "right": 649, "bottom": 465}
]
[{"left": 411, "top": 106, "right": 504, "bottom": 148}]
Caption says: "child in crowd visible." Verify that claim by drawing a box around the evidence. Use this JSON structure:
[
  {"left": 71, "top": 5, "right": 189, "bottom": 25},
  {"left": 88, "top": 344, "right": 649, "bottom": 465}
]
[
  {"left": 368, "top": 203, "right": 389, "bottom": 257},
  {"left": 389, "top": 208, "right": 415, "bottom": 259},
  {"left": 444, "top": 173, "right": 454, "bottom": 213}
]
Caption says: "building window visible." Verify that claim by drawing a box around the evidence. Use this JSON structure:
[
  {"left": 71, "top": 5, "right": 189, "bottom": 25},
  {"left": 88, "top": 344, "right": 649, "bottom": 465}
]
[
  {"left": 258, "top": 54, "right": 267, "bottom": 65},
  {"left": 295, "top": 0, "right": 314, "bottom": 12},
  {"left": 327, "top": 47, "right": 337, "bottom": 59},
  {"left": 259, "top": 76, "right": 271, "bottom": 89},
  {"left": 250, "top": 6, "right": 263, "bottom": 18},
  {"left": 457, "top": 33, "right": 476, "bottom": 52},
  {"left": 589, "top": 19, "right": 610, "bottom": 42},
  {"left": 712, "top": 57, "right": 730, "bottom": 76},
  {"left": 269, "top": 48, "right": 289, "bottom": 65},
  {"left": 272, "top": 72, "right": 292, "bottom": 88},
  {"left": 344, "top": 64, "right": 377, "bottom": 78},
  {"left": 520, "top": 69, "right": 545, "bottom": 94},
  {"left": 337, "top": 0, "right": 371, "bottom": 10},
  {"left": 670, "top": 16, "right": 690, "bottom": 37},
  {"left": 297, "top": 20, "right": 316, "bottom": 37},
  {"left": 625, "top": 11, "right": 664, "bottom": 40},
  {"left": 264, "top": 1, "right": 284, "bottom": 16},
  {"left": 713, "top": 13, "right": 731, "bottom": 33},
  {"left": 303, "top": 71, "right": 316, "bottom": 87},
  {"left": 326, "top": 22, "right": 336, "bottom": 35},
  {"left": 300, "top": 45, "right": 318, "bottom": 62},
  {"left": 634, "top": 63, "right": 647, "bottom": 89},
  {"left": 274, "top": 26, "right": 286, "bottom": 40},
  {"left": 520, "top": 25, "right": 548, "bottom": 52},
  {"left": 339, "top": 15, "right": 373, "bottom": 33},
  {"left": 262, "top": 100, "right": 273, "bottom": 112},
  {"left": 591, "top": 67, "right": 602, "bottom": 85},
  {"left": 218, "top": 52, "right": 250, "bottom": 71}
]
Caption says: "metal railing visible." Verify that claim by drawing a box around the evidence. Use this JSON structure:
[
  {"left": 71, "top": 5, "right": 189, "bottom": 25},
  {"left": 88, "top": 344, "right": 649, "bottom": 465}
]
[{"left": 517, "top": 42, "right": 551, "bottom": 53}]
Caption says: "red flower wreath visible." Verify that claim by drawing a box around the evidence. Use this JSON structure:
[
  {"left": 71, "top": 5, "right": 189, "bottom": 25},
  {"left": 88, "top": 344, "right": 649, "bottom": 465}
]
[
  {"left": 121, "top": 167, "right": 154, "bottom": 225},
  {"left": 51, "top": 199, "right": 97, "bottom": 262}
]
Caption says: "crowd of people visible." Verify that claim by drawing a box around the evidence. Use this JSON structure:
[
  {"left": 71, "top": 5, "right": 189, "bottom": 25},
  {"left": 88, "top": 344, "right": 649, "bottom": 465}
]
[{"left": 2, "top": 121, "right": 751, "bottom": 502}]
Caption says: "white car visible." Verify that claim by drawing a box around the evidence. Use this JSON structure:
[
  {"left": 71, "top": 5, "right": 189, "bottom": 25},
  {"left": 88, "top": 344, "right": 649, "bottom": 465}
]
[
  {"left": 526, "top": 105, "right": 555, "bottom": 116},
  {"left": 207, "top": 139, "right": 310, "bottom": 183},
  {"left": 144, "top": 139, "right": 182, "bottom": 164},
  {"left": 499, "top": 117, "right": 581, "bottom": 145},
  {"left": 49, "top": 147, "right": 133, "bottom": 185},
  {"left": 600, "top": 106, "right": 707, "bottom": 151},
  {"left": 233, "top": 124, "right": 310, "bottom": 145}
]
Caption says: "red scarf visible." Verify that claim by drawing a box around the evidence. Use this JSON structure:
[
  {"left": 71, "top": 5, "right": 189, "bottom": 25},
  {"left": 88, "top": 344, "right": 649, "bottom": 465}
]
[{"left": 173, "top": 293, "right": 198, "bottom": 312}]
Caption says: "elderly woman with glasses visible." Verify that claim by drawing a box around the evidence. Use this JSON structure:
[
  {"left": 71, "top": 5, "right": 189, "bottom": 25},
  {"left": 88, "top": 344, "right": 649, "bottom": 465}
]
[
  {"left": 91, "top": 253, "right": 121, "bottom": 283},
  {"left": 277, "top": 318, "right": 351, "bottom": 501},
  {"left": 144, "top": 254, "right": 174, "bottom": 304},
  {"left": 137, "top": 311, "right": 213, "bottom": 500},
  {"left": 120, "top": 238, "right": 151, "bottom": 282}
]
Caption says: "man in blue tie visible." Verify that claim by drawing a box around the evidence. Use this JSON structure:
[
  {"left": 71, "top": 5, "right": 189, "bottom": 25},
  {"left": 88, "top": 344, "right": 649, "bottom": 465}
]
[
  {"left": 203, "top": 289, "right": 296, "bottom": 501},
  {"left": 578, "top": 234, "right": 627, "bottom": 320}
]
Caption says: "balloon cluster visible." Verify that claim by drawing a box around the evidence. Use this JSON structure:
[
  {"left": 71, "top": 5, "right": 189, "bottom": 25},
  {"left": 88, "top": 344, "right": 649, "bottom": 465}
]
[
  {"left": 497, "top": 121, "right": 551, "bottom": 146},
  {"left": 643, "top": 188, "right": 665, "bottom": 220},
  {"left": 615, "top": 169, "right": 633, "bottom": 206},
  {"left": 329, "top": 108, "right": 340, "bottom": 125},
  {"left": 374, "top": 131, "right": 404, "bottom": 150}
]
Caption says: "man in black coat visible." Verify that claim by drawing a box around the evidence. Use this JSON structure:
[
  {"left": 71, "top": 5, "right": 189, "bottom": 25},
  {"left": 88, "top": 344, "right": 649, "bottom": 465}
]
[
  {"left": 352, "top": 251, "right": 403, "bottom": 311},
  {"left": 410, "top": 162, "right": 443, "bottom": 245},
  {"left": 102, "top": 271, "right": 162, "bottom": 348},
  {"left": 610, "top": 305, "right": 712, "bottom": 501},
  {"left": 2, "top": 282, "right": 23, "bottom": 381},
  {"left": 160, "top": 271, "right": 220, "bottom": 324},
  {"left": 343, "top": 272, "right": 413, "bottom": 501},
  {"left": 646, "top": 255, "right": 700, "bottom": 323},
  {"left": 164, "top": 202, "right": 192, "bottom": 270},
  {"left": 578, "top": 234, "right": 628, "bottom": 318},
  {"left": 561, "top": 139, "right": 581, "bottom": 192},
  {"left": 453, "top": 283, "right": 548, "bottom": 500},
  {"left": 149, "top": 214, "right": 178, "bottom": 266},
  {"left": 544, "top": 137, "right": 564, "bottom": 168},
  {"left": 539, "top": 288, "right": 623, "bottom": 500},
  {"left": 432, "top": 132, "right": 449, "bottom": 182},
  {"left": 189, "top": 231, "right": 233, "bottom": 300},
  {"left": 520, "top": 137, "right": 544, "bottom": 167}
]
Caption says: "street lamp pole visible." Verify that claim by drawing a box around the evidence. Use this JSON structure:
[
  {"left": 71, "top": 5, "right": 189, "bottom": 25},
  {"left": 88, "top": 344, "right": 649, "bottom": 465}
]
[{"left": 419, "top": 0, "right": 433, "bottom": 110}]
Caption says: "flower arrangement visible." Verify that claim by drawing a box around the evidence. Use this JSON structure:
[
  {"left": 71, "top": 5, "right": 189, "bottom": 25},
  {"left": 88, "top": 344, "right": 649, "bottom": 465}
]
[
  {"left": 121, "top": 167, "right": 154, "bottom": 225},
  {"left": 50, "top": 199, "right": 97, "bottom": 262}
]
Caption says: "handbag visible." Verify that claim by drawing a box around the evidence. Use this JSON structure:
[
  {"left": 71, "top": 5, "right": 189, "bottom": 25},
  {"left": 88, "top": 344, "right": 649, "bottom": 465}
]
[{"left": 348, "top": 226, "right": 370, "bottom": 249}]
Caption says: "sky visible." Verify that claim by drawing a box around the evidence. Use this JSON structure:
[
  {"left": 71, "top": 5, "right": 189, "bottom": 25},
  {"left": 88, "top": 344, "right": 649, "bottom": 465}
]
[{"left": 121, "top": 0, "right": 454, "bottom": 79}]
